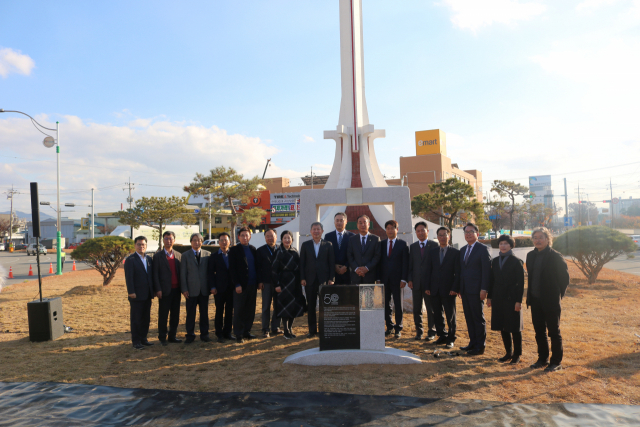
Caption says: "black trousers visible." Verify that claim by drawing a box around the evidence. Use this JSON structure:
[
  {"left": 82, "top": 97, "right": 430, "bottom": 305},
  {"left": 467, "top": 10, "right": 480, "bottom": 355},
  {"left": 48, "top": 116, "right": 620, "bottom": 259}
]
[
  {"left": 261, "top": 283, "right": 281, "bottom": 332},
  {"left": 185, "top": 293, "right": 210, "bottom": 339},
  {"left": 306, "top": 280, "right": 320, "bottom": 334},
  {"left": 530, "top": 298, "right": 563, "bottom": 364},
  {"left": 233, "top": 283, "right": 257, "bottom": 337},
  {"left": 157, "top": 289, "right": 181, "bottom": 340},
  {"left": 214, "top": 287, "right": 234, "bottom": 337},
  {"left": 334, "top": 271, "right": 351, "bottom": 285},
  {"left": 431, "top": 293, "right": 457, "bottom": 342},
  {"left": 384, "top": 283, "right": 403, "bottom": 332},
  {"left": 461, "top": 293, "right": 486, "bottom": 350},
  {"left": 501, "top": 330, "right": 522, "bottom": 356},
  {"left": 129, "top": 298, "right": 152, "bottom": 345},
  {"left": 282, "top": 317, "right": 295, "bottom": 334},
  {"left": 412, "top": 286, "right": 437, "bottom": 337}
]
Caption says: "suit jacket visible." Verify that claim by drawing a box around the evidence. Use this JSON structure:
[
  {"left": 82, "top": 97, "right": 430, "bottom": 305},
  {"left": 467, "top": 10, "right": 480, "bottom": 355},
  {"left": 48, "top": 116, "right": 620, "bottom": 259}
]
[
  {"left": 377, "top": 238, "right": 409, "bottom": 289},
  {"left": 152, "top": 249, "right": 182, "bottom": 296},
  {"left": 525, "top": 246, "right": 569, "bottom": 309},
  {"left": 299, "top": 239, "right": 336, "bottom": 286},
  {"left": 124, "top": 252, "right": 154, "bottom": 301},
  {"left": 408, "top": 239, "right": 439, "bottom": 292},
  {"left": 458, "top": 242, "right": 491, "bottom": 295},
  {"left": 347, "top": 233, "right": 381, "bottom": 284},
  {"left": 180, "top": 248, "right": 211, "bottom": 297},
  {"left": 228, "top": 243, "right": 258, "bottom": 291},
  {"left": 256, "top": 244, "right": 279, "bottom": 285},
  {"left": 426, "top": 246, "right": 460, "bottom": 296},
  {"left": 325, "top": 230, "right": 355, "bottom": 282},
  {"left": 207, "top": 250, "right": 232, "bottom": 295}
]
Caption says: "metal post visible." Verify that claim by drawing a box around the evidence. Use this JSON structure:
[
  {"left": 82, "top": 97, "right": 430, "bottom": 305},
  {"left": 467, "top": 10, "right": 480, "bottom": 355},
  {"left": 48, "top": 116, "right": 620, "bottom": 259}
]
[
  {"left": 36, "top": 236, "right": 43, "bottom": 302},
  {"left": 91, "top": 188, "right": 95, "bottom": 239},
  {"left": 610, "top": 177, "right": 614, "bottom": 229},
  {"left": 564, "top": 178, "right": 568, "bottom": 228},
  {"left": 8, "top": 186, "right": 14, "bottom": 250},
  {"left": 208, "top": 191, "right": 212, "bottom": 239},
  {"left": 311, "top": 166, "right": 313, "bottom": 189},
  {"left": 56, "top": 121, "right": 62, "bottom": 275}
]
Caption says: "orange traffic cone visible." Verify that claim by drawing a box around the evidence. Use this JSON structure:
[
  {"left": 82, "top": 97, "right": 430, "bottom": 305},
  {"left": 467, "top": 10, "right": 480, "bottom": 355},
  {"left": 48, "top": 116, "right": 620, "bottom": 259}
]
[
  {"left": 28, "top": 265, "right": 33, "bottom": 276},
  {"left": 8, "top": 266, "right": 13, "bottom": 279},
  {"left": 49, "top": 263, "right": 53, "bottom": 274},
  {"left": 72, "top": 260, "right": 77, "bottom": 271}
]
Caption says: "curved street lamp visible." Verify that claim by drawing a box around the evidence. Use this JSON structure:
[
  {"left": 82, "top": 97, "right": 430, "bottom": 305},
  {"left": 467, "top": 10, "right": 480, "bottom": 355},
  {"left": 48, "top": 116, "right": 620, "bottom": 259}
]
[{"left": 0, "top": 109, "right": 63, "bottom": 275}]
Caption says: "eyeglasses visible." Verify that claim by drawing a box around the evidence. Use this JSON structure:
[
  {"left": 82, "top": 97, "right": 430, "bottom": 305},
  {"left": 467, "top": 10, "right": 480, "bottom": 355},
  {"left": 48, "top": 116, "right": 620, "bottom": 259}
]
[{"left": 463, "top": 231, "right": 477, "bottom": 235}]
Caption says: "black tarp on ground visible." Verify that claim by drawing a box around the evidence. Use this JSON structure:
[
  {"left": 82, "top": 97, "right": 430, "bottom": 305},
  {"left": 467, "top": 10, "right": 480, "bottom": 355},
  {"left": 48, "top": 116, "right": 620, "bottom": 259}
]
[{"left": 0, "top": 381, "right": 638, "bottom": 426}]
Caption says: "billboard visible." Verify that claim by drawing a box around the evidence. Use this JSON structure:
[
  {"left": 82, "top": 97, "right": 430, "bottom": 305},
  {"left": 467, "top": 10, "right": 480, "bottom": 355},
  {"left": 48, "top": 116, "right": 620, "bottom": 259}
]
[
  {"left": 415, "top": 129, "right": 447, "bottom": 156},
  {"left": 270, "top": 192, "right": 300, "bottom": 224},
  {"left": 237, "top": 190, "right": 271, "bottom": 225},
  {"left": 529, "top": 175, "right": 552, "bottom": 187}
]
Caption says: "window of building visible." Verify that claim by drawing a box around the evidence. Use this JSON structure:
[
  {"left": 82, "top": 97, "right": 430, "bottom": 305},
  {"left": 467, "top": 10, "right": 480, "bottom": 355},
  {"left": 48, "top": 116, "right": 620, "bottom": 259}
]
[{"left": 215, "top": 217, "right": 222, "bottom": 224}]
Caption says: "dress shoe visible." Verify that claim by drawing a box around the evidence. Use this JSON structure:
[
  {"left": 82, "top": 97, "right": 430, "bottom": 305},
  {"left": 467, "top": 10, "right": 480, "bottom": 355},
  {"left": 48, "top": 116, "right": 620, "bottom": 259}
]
[
  {"left": 201, "top": 336, "right": 212, "bottom": 343},
  {"left": 290, "top": 333, "right": 297, "bottom": 338},
  {"left": 460, "top": 344, "right": 473, "bottom": 351},
  {"left": 133, "top": 343, "right": 145, "bottom": 350},
  {"left": 434, "top": 336, "right": 448, "bottom": 345},
  {"left": 395, "top": 332, "right": 402, "bottom": 339},
  {"left": 263, "top": 331, "right": 270, "bottom": 338},
  {"left": 168, "top": 337, "right": 182, "bottom": 344},
  {"left": 159, "top": 339, "right": 168, "bottom": 347},
  {"left": 141, "top": 340, "right": 154, "bottom": 346},
  {"left": 284, "top": 331, "right": 293, "bottom": 339},
  {"left": 271, "top": 329, "right": 282, "bottom": 336},
  {"left": 544, "top": 364, "right": 562, "bottom": 372},
  {"left": 244, "top": 333, "right": 257, "bottom": 340},
  {"left": 184, "top": 337, "right": 195, "bottom": 344},
  {"left": 414, "top": 334, "right": 423, "bottom": 341},
  {"left": 425, "top": 335, "right": 437, "bottom": 341},
  {"left": 510, "top": 355, "right": 521, "bottom": 364},
  {"left": 445, "top": 342, "right": 455, "bottom": 349},
  {"left": 385, "top": 330, "right": 393, "bottom": 336},
  {"left": 498, "top": 354, "right": 512, "bottom": 363},
  {"left": 224, "top": 333, "right": 236, "bottom": 341},
  {"left": 236, "top": 337, "right": 245, "bottom": 344},
  {"left": 466, "top": 348, "right": 485, "bottom": 356},
  {"left": 217, "top": 336, "right": 226, "bottom": 343},
  {"left": 530, "top": 360, "right": 549, "bottom": 369},
  {"left": 307, "top": 333, "right": 318, "bottom": 339}
]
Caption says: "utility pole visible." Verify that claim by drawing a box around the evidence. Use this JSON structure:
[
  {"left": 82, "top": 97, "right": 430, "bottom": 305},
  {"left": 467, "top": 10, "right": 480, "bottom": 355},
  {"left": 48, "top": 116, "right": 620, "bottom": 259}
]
[
  {"left": 610, "top": 177, "right": 614, "bottom": 229},
  {"left": 124, "top": 178, "right": 135, "bottom": 239},
  {"left": 5, "top": 186, "right": 20, "bottom": 250},
  {"left": 310, "top": 166, "right": 314, "bottom": 190},
  {"left": 564, "top": 178, "right": 568, "bottom": 228},
  {"left": 91, "top": 188, "right": 95, "bottom": 239}
]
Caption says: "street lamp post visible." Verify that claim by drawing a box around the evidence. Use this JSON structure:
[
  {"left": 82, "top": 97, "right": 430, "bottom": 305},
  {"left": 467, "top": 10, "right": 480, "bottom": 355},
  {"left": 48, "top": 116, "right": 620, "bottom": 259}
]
[{"left": 0, "top": 109, "right": 63, "bottom": 275}]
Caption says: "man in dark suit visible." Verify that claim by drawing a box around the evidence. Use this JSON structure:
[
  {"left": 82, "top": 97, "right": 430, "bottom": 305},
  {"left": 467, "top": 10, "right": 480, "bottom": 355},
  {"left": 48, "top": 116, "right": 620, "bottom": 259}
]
[
  {"left": 300, "top": 221, "right": 335, "bottom": 338},
  {"left": 207, "top": 232, "right": 234, "bottom": 343},
  {"left": 257, "top": 229, "right": 281, "bottom": 338},
  {"left": 229, "top": 227, "right": 262, "bottom": 343},
  {"left": 526, "top": 227, "right": 570, "bottom": 373},
  {"left": 180, "top": 233, "right": 211, "bottom": 344},
  {"left": 124, "top": 236, "right": 155, "bottom": 350},
  {"left": 425, "top": 226, "right": 460, "bottom": 348},
  {"left": 324, "top": 212, "right": 355, "bottom": 285},
  {"left": 152, "top": 230, "right": 183, "bottom": 346},
  {"left": 377, "top": 220, "right": 409, "bottom": 338},
  {"left": 458, "top": 223, "right": 491, "bottom": 355},
  {"left": 347, "top": 215, "right": 381, "bottom": 284},
  {"left": 408, "top": 221, "right": 439, "bottom": 341}
]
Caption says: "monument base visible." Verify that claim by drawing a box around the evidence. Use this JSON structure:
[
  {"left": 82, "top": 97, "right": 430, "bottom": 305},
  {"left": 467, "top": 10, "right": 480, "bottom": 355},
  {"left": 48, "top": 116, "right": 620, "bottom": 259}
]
[{"left": 284, "top": 347, "right": 421, "bottom": 366}]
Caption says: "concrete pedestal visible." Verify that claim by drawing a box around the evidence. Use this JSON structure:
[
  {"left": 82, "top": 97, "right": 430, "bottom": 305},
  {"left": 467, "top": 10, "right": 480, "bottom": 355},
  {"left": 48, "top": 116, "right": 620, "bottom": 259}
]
[{"left": 284, "top": 347, "right": 422, "bottom": 365}]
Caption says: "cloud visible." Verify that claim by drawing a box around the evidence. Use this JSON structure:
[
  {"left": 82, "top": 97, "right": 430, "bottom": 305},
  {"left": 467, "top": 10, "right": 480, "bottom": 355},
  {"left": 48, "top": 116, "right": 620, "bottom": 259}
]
[
  {"left": 0, "top": 47, "right": 35, "bottom": 78},
  {"left": 576, "top": 0, "right": 620, "bottom": 12},
  {"left": 439, "top": 0, "right": 547, "bottom": 32},
  {"left": 0, "top": 116, "right": 315, "bottom": 215},
  {"left": 302, "top": 135, "right": 315, "bottom": 143}
]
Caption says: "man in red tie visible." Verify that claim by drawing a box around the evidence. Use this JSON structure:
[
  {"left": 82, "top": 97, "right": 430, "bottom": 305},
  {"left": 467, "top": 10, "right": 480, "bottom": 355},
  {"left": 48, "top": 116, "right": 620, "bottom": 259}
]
[
  {"left": 376, "top": 220, "right": 409, "bottom": 338},
  {"left": 408, "top": 221, "right": 440, "bottom": 341}
]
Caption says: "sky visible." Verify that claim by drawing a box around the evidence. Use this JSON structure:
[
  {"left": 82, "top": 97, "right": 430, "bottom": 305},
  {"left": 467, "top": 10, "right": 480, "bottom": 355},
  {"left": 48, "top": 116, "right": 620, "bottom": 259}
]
[{"left": 1, "top": 0, "right": 639, "bottom": 219}]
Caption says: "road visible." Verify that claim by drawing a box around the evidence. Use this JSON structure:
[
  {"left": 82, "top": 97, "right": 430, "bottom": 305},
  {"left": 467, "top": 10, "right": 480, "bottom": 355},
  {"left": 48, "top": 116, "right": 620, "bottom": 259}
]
[{"left": 0, "top": 251, "right": 93, "bottom": 288}]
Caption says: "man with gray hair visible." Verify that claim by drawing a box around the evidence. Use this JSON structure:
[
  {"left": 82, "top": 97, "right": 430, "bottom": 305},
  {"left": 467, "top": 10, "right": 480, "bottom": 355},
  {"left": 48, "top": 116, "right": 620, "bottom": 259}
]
[
  {"left": 181, "top": 233, "right": 211, "bottom": 344},
  {"left": 300, "top": 221, "right": 335, "bottom": 338}
]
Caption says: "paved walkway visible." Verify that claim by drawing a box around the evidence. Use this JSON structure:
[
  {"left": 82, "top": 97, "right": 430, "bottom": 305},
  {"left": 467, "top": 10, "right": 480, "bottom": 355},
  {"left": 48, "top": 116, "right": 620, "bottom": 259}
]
[{"left": 0, "top": 381, "right": 637, "bottom": 426}]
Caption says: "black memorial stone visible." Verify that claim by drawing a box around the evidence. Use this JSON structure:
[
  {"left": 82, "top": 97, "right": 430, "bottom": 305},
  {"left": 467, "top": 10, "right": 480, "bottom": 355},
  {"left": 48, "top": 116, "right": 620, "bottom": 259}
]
[{"left": 319, "top": 285, "right": 360, "bottom": 351}]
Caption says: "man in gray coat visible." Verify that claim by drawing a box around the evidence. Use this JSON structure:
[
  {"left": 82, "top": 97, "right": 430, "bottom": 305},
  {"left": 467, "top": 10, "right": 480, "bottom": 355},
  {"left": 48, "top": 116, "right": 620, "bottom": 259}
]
[
  {"left": 300, "top": 221, "right": 335, "bottom": 338},
  {"left": 408, "top": 221, "right": 439, "bottom": 341},
  {"left": 181, "top": 233, "right": 211, "bottom": 343}
]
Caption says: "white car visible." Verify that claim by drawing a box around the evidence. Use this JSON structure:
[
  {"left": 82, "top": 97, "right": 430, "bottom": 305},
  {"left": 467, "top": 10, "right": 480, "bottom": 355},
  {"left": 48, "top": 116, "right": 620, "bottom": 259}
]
[
  {"left": 26, "top": 244, "right": 47, "bottom": 255},
  {"left": 630, "top": 235, "right": 640, "bottom": 250},
  {"left": 0, "top": 243, "right": 5, "bottom": 251},
  {"left": 203, "top": 239, "right": 219, "bottom": 246}
]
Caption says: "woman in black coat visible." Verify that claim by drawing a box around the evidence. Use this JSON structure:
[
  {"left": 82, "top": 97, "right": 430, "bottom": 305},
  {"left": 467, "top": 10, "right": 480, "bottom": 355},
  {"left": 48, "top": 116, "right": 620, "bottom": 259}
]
[
  {"left": 271, "top": 230, "right": 305, "bottom": 339},
  {"left": 487, "top": 234, "right": 525, "bottom": 364}
]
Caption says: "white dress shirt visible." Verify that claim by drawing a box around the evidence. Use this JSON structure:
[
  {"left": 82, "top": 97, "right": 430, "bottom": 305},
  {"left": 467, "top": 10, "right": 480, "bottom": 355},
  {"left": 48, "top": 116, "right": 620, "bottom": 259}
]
[
  {"left": 137, "top": 252, "right": 147, "bottom": 271},
  {"left": 313, "top": 240, "right": 321, "bottom": 257}
]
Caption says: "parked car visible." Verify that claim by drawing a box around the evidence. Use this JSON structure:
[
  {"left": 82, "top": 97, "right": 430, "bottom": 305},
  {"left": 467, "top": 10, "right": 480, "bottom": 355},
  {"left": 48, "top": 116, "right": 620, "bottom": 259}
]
[
  {"left": 26, "top": 244, "right": 47, "bottom": 255},
  {"left": 0, "top": 243, "right": 5, "bottom": 251},
  {"left": 14, "top": 243, "right": 28, "bottom": 250},
  {"left": 68, "top": 242, "right": 81, "bottom": 250},
  {"left": 630, "top": 235, "right": 640, "bottom": 250},
  {"left": 203, "top": 239, "right": 219, "bottom": 246}
]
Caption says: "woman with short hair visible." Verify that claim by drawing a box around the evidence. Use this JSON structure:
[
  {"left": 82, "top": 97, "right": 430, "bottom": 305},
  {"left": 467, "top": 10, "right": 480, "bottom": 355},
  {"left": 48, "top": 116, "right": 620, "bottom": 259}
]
[
  {"left": 271, "top": 230, "right": 305, "bottom": 339},
  {"left": 487, "top": 234, "right": 525, "bottom": 364}
]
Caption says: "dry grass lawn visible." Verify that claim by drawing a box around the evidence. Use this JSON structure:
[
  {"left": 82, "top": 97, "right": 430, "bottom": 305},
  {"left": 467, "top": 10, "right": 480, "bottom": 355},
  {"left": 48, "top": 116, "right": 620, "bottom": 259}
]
[{"left": 1, "top": 265, "right": 639, "bottom": 405}]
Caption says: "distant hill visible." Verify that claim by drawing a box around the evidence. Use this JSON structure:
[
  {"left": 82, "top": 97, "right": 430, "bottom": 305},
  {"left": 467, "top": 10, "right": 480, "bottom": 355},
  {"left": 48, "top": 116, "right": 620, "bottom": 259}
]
[{"left": 0, "top": 210, "right": 54, "bottom": 220}]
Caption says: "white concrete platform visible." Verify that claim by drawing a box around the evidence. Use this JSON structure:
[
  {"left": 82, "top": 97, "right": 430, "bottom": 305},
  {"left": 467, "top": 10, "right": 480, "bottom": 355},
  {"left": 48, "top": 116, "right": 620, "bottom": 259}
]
[{"left": 283, "top": 347, "right": 422, "bottom": 366}]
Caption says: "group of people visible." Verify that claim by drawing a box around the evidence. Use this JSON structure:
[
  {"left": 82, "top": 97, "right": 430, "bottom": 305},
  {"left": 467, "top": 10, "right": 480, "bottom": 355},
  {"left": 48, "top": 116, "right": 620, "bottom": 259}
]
[{"left": 124, "top": 212, "right": 569, "bottom": 372}]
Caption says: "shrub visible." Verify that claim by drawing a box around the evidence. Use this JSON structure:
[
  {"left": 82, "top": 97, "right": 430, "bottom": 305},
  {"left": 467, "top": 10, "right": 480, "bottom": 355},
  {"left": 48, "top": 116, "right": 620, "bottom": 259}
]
[
  {"left": 71, "top": 236, "right": 135, "bottom": 285},
  {"left": 488, "top": 236, "right": 533, "bottom": 248},
  {"left": 553, "top": 226, "right": 636, "bottom": 284}
]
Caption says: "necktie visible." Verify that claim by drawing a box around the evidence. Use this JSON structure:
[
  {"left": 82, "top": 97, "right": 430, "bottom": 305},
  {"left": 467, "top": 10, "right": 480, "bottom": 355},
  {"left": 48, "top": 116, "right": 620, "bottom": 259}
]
[
  {"left": 196, "top": 251, "right": 201, "bottom": 264},
  {"left": 440, "top": 248, "right": 445, "bottom": 264},
  {"left": 464, "top": 246, "right": 471, "bottom": 264},
  {"left": 420, "top": 242, "right": 425, "bottom": 257},
  {"left": 388, "top": 240, "right": 393, "bottom": 257},
  {"left": 361, "top": 236, "right": 366, "bottom": 253},
  {"left": 337, "top": 232, "right": 342, "bottom": 248}
]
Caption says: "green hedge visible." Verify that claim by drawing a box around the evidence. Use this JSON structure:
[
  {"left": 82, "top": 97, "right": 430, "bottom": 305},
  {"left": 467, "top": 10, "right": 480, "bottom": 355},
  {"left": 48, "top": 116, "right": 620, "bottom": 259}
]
[{"left": 487, "top": 236, "right": 534, "bottom": 248}]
